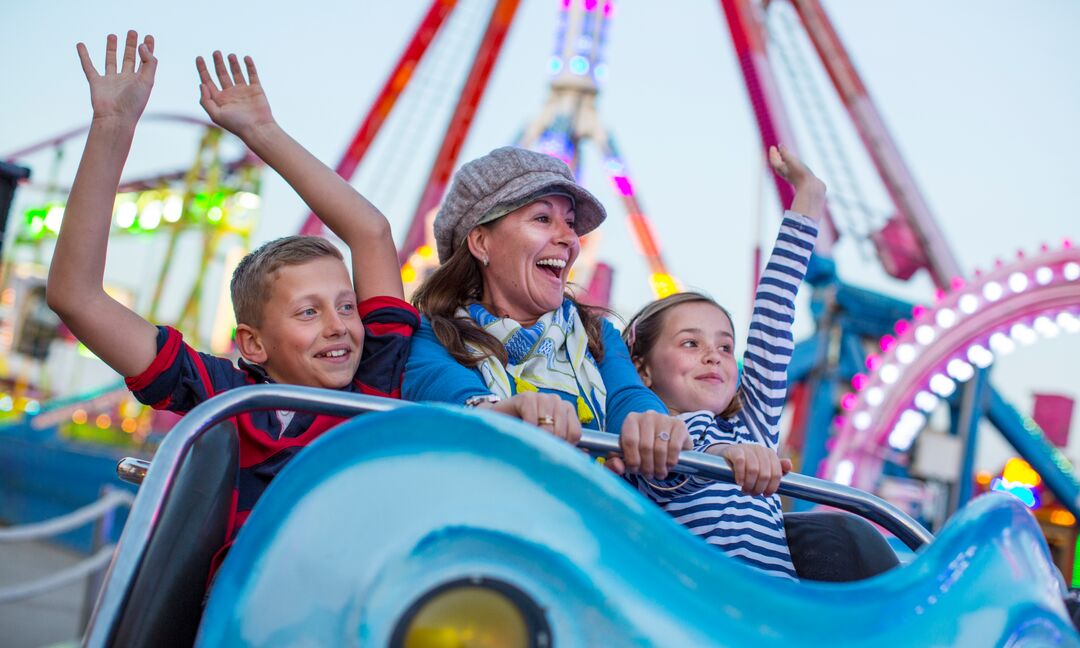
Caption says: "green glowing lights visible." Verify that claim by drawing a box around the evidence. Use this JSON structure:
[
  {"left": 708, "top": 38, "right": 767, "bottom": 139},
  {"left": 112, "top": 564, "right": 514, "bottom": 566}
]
[{"left": 20, "top": 187, "right": 262, "bottom": 242}]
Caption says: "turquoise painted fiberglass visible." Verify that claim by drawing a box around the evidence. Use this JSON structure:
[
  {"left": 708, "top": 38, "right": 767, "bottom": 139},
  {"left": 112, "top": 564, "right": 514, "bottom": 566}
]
[{"left": 198, "top": 404, "right": 1078, "bottom": 646}]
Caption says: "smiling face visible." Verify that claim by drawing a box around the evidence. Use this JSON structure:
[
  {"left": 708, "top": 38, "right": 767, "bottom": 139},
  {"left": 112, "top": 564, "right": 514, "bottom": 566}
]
[
  {"left": 638, "top": 301, "right": 739, "bottom": 416},
  {"left": 236, "top": 256, "right": 364, "bottom": 389},
  {"left": 467, "top": 195, "right": 579, "bottom": 326}
]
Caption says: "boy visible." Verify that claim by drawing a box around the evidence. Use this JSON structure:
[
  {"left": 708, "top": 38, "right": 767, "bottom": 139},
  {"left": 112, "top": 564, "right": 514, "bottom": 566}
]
[{"left": 47, "top": 32, "right": 417, "bottom": 561}]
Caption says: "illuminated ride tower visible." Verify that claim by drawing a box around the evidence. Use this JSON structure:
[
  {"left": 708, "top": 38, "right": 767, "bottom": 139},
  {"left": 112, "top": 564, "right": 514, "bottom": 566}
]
[
  {"left": 298, "top": 0, "right": 677, "bottom": 306},
  {"left": 515, "top": 0, "right": 677, "bottom": 304},
  {"left": 290, "top": 0, "right": 1080, "bottom": 541}
]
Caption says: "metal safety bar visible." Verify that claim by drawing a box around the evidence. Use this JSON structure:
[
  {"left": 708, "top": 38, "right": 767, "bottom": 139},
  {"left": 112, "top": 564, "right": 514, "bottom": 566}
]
[
  {"left": 580, "top": 434, "right": 933, "bottom": 551},
  {"left": 87, "top": 384, "right": 932, "bottom": 646}
]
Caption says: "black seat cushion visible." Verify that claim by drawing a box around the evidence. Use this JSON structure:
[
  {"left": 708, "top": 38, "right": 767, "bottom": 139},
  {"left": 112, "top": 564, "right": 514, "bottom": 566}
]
[
  {"left": 110, "top": 422, "right": 237, "bottom": 647},
  {"left": 785, "top": 510, "right": 900, "bottom": 582}
]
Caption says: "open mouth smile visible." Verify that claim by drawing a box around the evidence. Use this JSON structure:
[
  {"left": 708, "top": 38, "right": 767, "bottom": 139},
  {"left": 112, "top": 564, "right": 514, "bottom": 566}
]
[{"left": 536, "top": 257, "right": 567, "bottom": 279}]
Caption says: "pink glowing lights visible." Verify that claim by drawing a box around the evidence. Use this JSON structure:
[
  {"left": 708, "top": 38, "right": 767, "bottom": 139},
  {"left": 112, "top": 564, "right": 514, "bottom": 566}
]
[
  {"left": 851, "top": 373, "right": 869, "bottom": 391},
  {"left": 612, "top": 175, "right": 634, "bottom": 196},
  {"left": 841, "top": 393, "right": 858, "bottom": 410}
]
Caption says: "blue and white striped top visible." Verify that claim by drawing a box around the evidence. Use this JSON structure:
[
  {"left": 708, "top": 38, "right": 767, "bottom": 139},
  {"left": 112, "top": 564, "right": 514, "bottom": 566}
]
[{"left": 632, "top": 211, "right": 818, "bottom": 580}]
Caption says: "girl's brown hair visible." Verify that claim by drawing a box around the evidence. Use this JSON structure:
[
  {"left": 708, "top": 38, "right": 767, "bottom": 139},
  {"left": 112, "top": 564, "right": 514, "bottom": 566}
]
[
  {"left": 412, "top": 242, "right": 607, "bottom": 367},
  {"left": 623, "top": 291, "right": 743, "bottom": 419}
]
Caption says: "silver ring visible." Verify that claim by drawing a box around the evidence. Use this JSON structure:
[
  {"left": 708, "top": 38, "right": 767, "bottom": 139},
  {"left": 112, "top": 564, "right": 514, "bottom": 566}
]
[
  {"left": 538, "top": 415, "right": 555, "bottom": 426},
  {"left": 657, "top": 431, "right": 671, "bottom": 442}
]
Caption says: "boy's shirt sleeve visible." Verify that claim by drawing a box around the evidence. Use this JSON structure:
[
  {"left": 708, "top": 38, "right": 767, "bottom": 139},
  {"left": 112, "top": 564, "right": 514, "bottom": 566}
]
[
  {"left": 124, "top": 326, "right": 248, "bottom": 413},
  {"left": 353, "top": 295, "right": 420, "bottom": 398}
]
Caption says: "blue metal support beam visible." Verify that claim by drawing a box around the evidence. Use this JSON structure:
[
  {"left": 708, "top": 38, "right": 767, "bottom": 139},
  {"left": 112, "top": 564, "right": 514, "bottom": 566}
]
[
  {"left": 987, "top": 387, "right": 1080, "bottom": 518},
  {"left": 949, "top": 369, "right": 989, "bottom": 514}
]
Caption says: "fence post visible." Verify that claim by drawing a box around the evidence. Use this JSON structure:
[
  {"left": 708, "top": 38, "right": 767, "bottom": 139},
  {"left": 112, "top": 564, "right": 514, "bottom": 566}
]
[{"left": 79, "top": 486, "right": 118, "bottom": 634}]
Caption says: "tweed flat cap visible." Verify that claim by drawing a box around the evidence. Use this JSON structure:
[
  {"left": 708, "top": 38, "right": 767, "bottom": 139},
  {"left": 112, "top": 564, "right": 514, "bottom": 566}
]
[{"left": 434, "top": 146, "right": 607, "bottom": 262}]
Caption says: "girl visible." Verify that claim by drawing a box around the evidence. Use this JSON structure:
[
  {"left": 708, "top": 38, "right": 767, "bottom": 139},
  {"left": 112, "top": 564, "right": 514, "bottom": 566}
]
[{"left": 620, "top": 145, "right": 824, "bottom": 579}]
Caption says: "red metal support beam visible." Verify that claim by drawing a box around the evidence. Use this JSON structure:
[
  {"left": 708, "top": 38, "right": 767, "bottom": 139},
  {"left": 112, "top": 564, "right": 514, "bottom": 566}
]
[
  {"left": 398, "top": 0, "right": 522, "bottom": 264},
  {"left": 299, "top": 0, "right": 458, "bottom": 236},
  {"left": 719, "top": 0, "right": 836, "bottom": 252},
  {"left": 788, "top": 0, "right": 961, "bottom": 286}
]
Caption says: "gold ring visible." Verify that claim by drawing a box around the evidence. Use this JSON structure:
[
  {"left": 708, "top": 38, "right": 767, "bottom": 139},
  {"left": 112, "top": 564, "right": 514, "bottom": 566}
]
[
  {"left": 657, "top": 431, "right": 671, "bottom": 442},
  {"left": 538, "top": 415, "right": 555, "bottom": 426}
]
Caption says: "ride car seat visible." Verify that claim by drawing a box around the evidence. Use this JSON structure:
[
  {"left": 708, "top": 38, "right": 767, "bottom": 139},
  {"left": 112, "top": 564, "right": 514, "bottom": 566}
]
[{"left": 107, "top": 421, "right": 237, "bottom": 647}]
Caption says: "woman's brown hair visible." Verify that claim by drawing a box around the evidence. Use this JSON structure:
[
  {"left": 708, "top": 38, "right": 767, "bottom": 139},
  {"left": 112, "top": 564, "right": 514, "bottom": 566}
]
[
  {"left": 412, "top": 242, "right": 607, "bottom": 367},
  {"left": 623, "top": 291, "right": 743, "bottom": 419}
]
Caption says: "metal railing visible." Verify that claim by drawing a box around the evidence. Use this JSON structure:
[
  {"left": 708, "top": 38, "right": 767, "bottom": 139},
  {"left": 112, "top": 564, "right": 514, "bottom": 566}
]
[
  {"left": 0, "top": 486, "right": 133, "bottom": 634},
  {"left": 578, "top": 435, "right": 933, "bottom": 549},
  {"left": 85, "top": 384, "right": 933, "bottom": 647}
]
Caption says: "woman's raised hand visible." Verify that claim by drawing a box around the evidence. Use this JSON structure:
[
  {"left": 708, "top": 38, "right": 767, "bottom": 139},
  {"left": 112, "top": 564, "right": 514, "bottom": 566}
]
[
  {"left": 76, "top": 31, "right": 157, "bottom": 124},
  {"left": 490, "top": 392, "right": 582, "bottom": 446},
  {"left": 196, "top": 51, "right": 275, "bottom": 140}
]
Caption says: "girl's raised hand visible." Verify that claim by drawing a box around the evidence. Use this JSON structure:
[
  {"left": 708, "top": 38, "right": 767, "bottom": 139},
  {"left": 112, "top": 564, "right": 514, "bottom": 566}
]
[
  {"left": 196, "top": 52, "right": 275, "bottom": 140},
  {"left": 76, "top": 31, "right": 157, "bottom": 124},
  {"left": 768, "top": 145, "right": 824, "bottom": 192},
  {"left": 770, "top": 144, "right": 827, "bottom": 220}
]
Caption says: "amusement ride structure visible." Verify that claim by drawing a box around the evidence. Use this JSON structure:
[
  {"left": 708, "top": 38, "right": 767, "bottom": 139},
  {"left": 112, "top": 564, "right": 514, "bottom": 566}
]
[
  {"left": 1, "top": 115, "right": 263, "bottom": 448},
  {"left": 2, "top": 0, "right": 1078, "bottom": 575},
  {"left": 3, "top": 4, "right": 1080, "bottom": 643},
  {"left": 285, "top": 0, "right": 1080, "bottom": 569}
]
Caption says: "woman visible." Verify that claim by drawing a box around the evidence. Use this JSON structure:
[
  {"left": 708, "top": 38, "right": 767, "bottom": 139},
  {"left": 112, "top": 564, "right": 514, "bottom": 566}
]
[{"left": 403, "top": 146, "right": 689, "bottom": 479}]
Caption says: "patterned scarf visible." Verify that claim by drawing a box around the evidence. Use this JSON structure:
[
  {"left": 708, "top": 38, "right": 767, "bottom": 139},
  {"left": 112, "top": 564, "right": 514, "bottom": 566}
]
[{"left": 460, "top": 298, "right": 608, "bottom": 429}]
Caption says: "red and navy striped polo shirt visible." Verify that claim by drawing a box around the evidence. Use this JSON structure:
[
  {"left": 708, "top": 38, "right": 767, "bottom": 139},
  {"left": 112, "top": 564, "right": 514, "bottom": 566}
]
[{"left": 125, "top": 295, "right": 418, "bottom": 567}]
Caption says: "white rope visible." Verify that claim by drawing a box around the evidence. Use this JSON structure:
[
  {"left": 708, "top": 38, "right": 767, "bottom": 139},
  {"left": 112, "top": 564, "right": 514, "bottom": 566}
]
[
  {"left": 0, "top": 490, "right": 133, "bottom": 543},
  {"left": 0, "top": 544, "right": 115, "bottom": 603}
]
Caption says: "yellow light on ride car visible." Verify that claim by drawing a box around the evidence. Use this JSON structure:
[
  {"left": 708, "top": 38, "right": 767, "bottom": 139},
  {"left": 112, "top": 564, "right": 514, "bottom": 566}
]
[
  {"left": 402, "top": 585, "right": 527, "bottom": 648},
  {"left": 393, "top": 578, "right": 549, "bottom": 648}
]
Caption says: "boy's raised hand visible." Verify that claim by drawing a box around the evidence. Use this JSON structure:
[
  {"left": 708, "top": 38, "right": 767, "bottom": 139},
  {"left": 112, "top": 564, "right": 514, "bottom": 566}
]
[
  {"left": 49, "top": 31, "right": 162, "bottom": 380},
  {"left": 196, "top": 52, "right": 275, "bottom": 139},
  {"left": 195, "top": 50, "right": 404, "bottom": 301},
  {"left": 76, "top": 31, "right": 157, "bottom": 124}
]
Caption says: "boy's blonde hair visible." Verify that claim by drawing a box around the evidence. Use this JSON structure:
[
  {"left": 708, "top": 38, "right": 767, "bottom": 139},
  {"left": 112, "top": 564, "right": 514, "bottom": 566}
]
[
  {"left": 230, "top": 235, "right": 344, "bottom": 327},
  {"left": 623, "top": 291, "right": 743, "bottom": 419}
]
